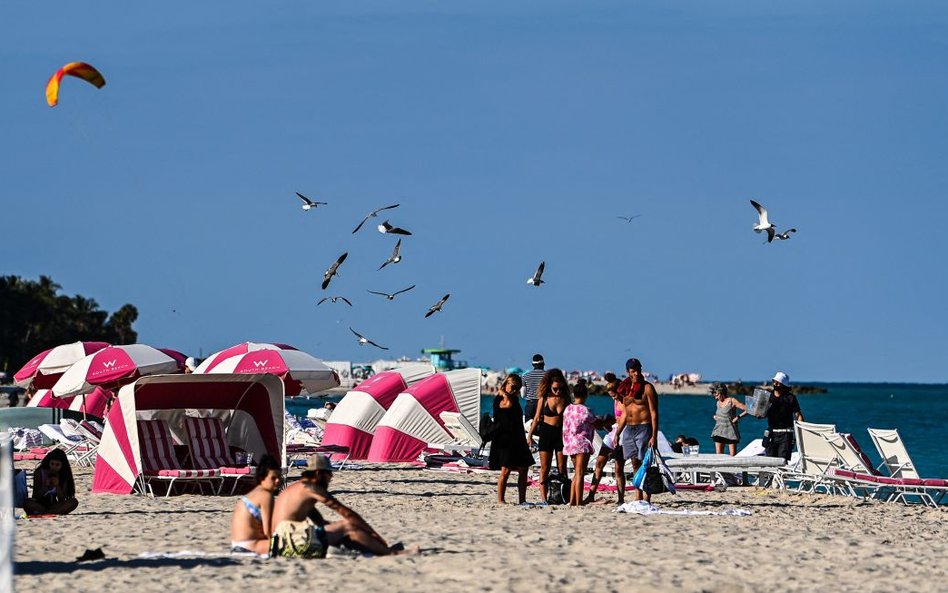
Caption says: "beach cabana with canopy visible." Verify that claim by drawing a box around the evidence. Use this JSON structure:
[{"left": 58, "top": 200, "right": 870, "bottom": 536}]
[
  {"left": 367, "top": 368, "right": 482, "bottom": 462},
  {"left": 91, "top": 374, "right": 286, "bottom": 495},
  {"left": 321, "top": 364, "right": 434, "bottom": 460}
]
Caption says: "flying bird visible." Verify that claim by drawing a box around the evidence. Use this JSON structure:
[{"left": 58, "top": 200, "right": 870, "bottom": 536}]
[
  {"left": 424, "top": 294, "right": 450, "bottom": 318},
  {"left": 321, "top": 252, "right": 348, "bottom": 290},
  {"left": 378, "top": 239, "right": 403, "bottom": 270},
  {"left": 527, "top": 261, "right": 546, "bottom": 286},
  {"left": 352, "top": 204, "right": 400, "bottom": 234},
  {"left": 296, "top": 192, "right": 327, "bottom": 211},
  {"left": 317, "top": 296, "right": 352, "bottom": 306},
  {"left": 773, "top": 228, "right": 797, "bottom": 241},
  {"left": 378, "top": 220, "right": 412, "bottom": 236},
  {"left": 750, "top": 199, "right": 777, "bottom": 242},
  {"left": 616, "top": 215, "right": 642, "bottom": 223},
  {"left": 368, "top": 285, "right": 416, "bottom": 301},
  {"left": 349, "top": 327, "right": 388, "bottom": 350}
]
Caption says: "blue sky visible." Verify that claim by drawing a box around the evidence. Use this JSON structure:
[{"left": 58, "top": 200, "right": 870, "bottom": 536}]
[{"left": 3, "top": 1, "right": 947, "bottom": 382}]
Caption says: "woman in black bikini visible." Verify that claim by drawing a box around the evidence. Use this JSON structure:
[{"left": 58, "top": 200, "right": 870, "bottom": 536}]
[{"left": 526, "top": 369, "right": 570, "bottom": 503}]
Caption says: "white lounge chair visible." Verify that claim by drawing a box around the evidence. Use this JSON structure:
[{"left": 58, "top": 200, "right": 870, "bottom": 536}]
[
  {"left": 37, "top": 423, "right": 87, "bottom": 465},
  {"left": 786, "top": 421, "right": 840, "bottom": 493},
  {"left": 866, "top": 428, "right": 948, "bottom": 506}
]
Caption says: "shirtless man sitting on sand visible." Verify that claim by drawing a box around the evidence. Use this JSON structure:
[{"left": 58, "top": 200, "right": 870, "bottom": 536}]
[
  {"left": 269, "top": 454, "right": 406, "bottom": 558},
  {"left": 612, "top": 357, "right": 660, "bottom": 503}
]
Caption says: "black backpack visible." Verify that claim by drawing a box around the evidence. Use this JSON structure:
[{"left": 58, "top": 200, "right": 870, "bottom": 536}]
[
  {"left": 545, "top": 472, "right": 570, "bottom": 505},
  {"left": 479, "top": 413, "right": 497, "bottom": 446}
]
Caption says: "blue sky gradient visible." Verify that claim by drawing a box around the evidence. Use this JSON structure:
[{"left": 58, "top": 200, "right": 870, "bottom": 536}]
[{"left": 4, "top": 1, "right": 947, "bottom": 381}]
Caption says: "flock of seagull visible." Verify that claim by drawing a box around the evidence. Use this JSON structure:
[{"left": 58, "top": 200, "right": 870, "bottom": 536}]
[{"left": 297, "top": 193, "right": 797, "bottom": 350}]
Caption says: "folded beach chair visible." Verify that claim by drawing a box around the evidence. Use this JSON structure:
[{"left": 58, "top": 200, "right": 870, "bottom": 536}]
[
  {"left": 787, "top": 421, "right": 841, "bottom": 494},
  {"left": 60, "top": 418, "right": 100, "bottom": 467},
  {"left": 37, "top": 423, "right": 87, "bottom": 464},
  {"left": 866, "top": 428, "right": 948, "bottom": 506},
  {"left": 183, "top": 416, "right": 257, "bottom": 495},
  {"left": 137, "top": 419, "right": 221, "bottom": 497}
]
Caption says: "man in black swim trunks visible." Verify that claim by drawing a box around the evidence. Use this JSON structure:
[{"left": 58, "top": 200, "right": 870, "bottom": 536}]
[
  {"left": 269, "top": 455, "right": 405, "bottom": 557},
  {"left": 764, "top": 371, "right": 804, "bottom": 461}
]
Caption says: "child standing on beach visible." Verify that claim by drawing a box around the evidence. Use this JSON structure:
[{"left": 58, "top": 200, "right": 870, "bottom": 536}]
[{"left": 562, "top": 379, "right": 596, "bottom": 506}]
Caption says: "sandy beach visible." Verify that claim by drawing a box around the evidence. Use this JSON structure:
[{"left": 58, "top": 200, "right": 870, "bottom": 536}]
[{"left": 13, "top": 461, "right": 947, "bottom": 593}]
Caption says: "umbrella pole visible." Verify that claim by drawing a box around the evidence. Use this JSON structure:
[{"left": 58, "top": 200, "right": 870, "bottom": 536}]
[{"left": 81, "top": 392, "right": 88, "bottom": 421}]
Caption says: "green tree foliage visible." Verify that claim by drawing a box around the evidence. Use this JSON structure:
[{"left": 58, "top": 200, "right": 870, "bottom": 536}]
[{"left": 0, "top": 275, "right": 138, "bottom": 375}]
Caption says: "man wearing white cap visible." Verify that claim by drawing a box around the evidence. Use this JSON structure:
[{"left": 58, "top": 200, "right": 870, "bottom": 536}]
[{"left": 764, "top": 371, "right": 804, "bottom": 461}]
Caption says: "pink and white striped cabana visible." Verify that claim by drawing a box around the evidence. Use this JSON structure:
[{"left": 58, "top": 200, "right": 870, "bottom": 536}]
[
  {"left": 367, "top": 368, "right": 482, "bottom": 462},
  {"left": 321, "top": 365, "right": 434, "bottom": 460},
  {"left": 91, "top": 374, "right": 286, "bottom": 495}
]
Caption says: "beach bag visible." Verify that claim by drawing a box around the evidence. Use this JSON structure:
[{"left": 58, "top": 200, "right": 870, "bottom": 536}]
[
  {"left": 479, "top": 413, "right": 497, "bottom": 445},
  {"left": 269, "top": 519, "right": 327, "bottom": 559},
  {"left": 545, "top": 472, "right": 569, "bottom": 505},
  {"left": 632, "top": 448, "right": 676, "bottom": 495}
]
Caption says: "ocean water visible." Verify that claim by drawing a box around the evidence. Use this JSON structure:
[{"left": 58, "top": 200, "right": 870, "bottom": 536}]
[{"left": 288, "top": 382, "right": 948, "bottom": 478}]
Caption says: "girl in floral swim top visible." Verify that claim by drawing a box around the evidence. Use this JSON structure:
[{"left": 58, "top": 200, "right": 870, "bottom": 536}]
[{"left": 562, "top": 379, "right": 596, "bottom": 506}]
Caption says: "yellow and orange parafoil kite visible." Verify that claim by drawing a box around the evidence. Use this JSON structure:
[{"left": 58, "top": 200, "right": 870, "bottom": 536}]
[{"left": 46, "top": 62, "right": 106, "bottom": 107}]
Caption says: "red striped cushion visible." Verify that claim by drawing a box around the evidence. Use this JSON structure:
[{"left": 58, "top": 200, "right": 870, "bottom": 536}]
[
  {"left": 221, "top": 467, "right": 253, "bottom": 475},
  {"left": 184, "top": 417, "right": 234, "bottom": 469},
  {"left": 145, "top": 469, "right": 221, "bottom": 478},
  {"left": 138, "top": 420, "right": 180, "bottom": 472}
]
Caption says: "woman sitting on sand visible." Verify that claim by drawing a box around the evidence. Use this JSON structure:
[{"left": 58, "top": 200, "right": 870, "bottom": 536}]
[
  {"left": 488, "top": 373, "right": 536, "bottom": 504},
  {"left": 585, "top": 379, "right": 626, "bottom": 503},
  {"left": 710, "top": 383, "right": 747, "bottom": 456},
  {"left": 526, "top": 368, "right": 570, "bottom": 503},
  {"left": 230, "top": 454, "right": 282, "bottom": 554},
  {"left": 24, "top": 449, "right": 78, "bottom": 516},
  {"left": 562, "top": 379, "right": 596, "bottom": 506}
]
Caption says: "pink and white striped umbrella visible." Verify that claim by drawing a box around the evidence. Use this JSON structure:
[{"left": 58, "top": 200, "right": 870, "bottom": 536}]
[
  {"left": 28, "top": 387, "right": 112, "bottom": 418},
  {"left": 52, "top": 344, "right": 182, "bottom": 398},
  {"left": 194, "top": 342, "right": 339, "bottom": 396},
  {"left": 26, "top": 389, "right": 70, "bottom": 410},
  {"left": 14, "top": 341, "right": 110, "bottom": 389}
]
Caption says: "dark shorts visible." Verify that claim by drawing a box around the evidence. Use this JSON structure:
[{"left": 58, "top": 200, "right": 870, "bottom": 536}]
[
  {"left": 712, "top": 436, "right": 739, "bottom": 445},
  {"left": 621, "top": 424, "right": 651, "bottom": 463},
  {"left": 597, "top": 443, "right": 624, "bottom": 462},
  {"left": 537, "top": 422, "right": 563, "bottom": 453},
  {"left": 764, "top": 431, "right": 795, "bottom": 461}
]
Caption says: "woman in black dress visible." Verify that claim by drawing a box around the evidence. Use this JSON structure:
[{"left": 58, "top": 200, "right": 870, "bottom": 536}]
[{"left": 489, "top": 374, "right": 535, "bottom": 504}]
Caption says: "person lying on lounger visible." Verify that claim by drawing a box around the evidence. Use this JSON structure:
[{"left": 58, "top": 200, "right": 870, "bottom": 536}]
[
  {"left": 24, "top": 449, "right": 78, "bottom": 516},
  {"left": 230, "top": 454, "right": 282, "bottom": 554},
  {"left": 269, "top": 455, "right": 406, "bottom": 558}
]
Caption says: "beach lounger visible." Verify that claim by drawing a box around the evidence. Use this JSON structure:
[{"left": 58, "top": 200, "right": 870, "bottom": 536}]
[
  {"left": 184, "top": 416, "right": 264, "bottom": 495},
  {"left": 60, "top": 418, "right": 100, "bottom": 467},
  {"left": 784, "top": 421, "right": 840, "bottom": 493},
  {"left": 866, "top": 428, "right": 948, "bottom": 505},
  {"left": 137, "top": 419, "right": 221, "bottom": 497},
  {"left": 37, "top": 423, "right": 87, "bottom": 464}
]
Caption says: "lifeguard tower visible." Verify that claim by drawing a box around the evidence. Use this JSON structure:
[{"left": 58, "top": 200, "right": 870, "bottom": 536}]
[{"left": 421, "top": 348, "right": 468, "bottom": 372}]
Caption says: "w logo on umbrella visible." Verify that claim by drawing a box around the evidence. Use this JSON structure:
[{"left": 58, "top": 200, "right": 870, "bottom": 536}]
[
  {"left": 101, "top": 360, "right": 118, "bottom": 369},
  {"left": 253, "top": 360, "right": 269, "bottom": 368}
]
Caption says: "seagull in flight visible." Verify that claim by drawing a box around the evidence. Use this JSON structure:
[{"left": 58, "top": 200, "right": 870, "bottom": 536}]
[
  {"left": 367, "top": 285, "right": 416, "bottom": 301},
  {"left": 352, "top": 204, "right": 400, "bottom": 234},
  {"left": 321, "top": 252, "right": 348, "bottom": 290},
  {"left": 773, "top": 228, "right": 797, "bottom": 241},
  {"left": 349, "top": 327, "right": 388, "bottom": 350},
  {"left": 750, "top": 200, "right": 777, "bottom": 242},
  {"left": 378, "top": 220, "right": 412, "bottom": 236},
  {"left": 317, "top": 296, "right": 352, "bottom": 306},
  {"left": 527, "top": 261, "right": 545, "bottom": 287},
  {"left": 296, "top": 192, "right": 327, "bottom": 211},
  {"left": 616, "top": 215, "right": 642, "bottom": 223},
  {"left": 378, "top": 239, "right": 403, "bottom": 270},
  {"left": 425, "top": 294, "right": 450, "bottom": 318}
]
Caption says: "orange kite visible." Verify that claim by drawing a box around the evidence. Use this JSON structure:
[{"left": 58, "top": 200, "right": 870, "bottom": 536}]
[{"left": 46, "top": 62, "right": 106, "bottom": 107}]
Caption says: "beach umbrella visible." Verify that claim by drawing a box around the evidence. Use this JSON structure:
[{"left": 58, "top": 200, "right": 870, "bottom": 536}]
[
  {"left": 28, "top": 386, "right": 111, "bottom": 418},
  {"left": 194, "top": 342, "right": 339, "bottom": 396},
  {"left": 14, "top": 341, "right": 110, "bottom": 389},
  {"left": 51, "top": 344, "right": 182, "bottom": 398},
  {"left": 25, "top": 389, "right": 71, "bottom": 410}
]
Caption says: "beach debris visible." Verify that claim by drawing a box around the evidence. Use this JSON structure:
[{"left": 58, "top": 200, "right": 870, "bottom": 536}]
[
  {"left": 379, "top": 239, "right": 403, "bottom": 270},
  {"left": 349, "top": 327, "right": 389, "bottom": 350},
  {"left": 352, "top": 203, "right": 400, "bottom": 234},
  {"left": 424, "top": 294, "right": 450, "bottom": 318},
  {"left": 76, "top": 547, "right": 105, "bottom": 562},
  {"left": 46, "top": 62, "right": 105, "bottom": 107},
  {"left": 321, "top": 252, "right": 348, "bottom": 290},
  {"left": 367, "top": 285, "right": 415, "bottom": 301},
  {"left": 527, "top": 261, "right": 545, "bottom": 286},
  {"left": 378, "top": 220, "right": 412, "bottom": 236},
  {"left": 616, "top": 215, "right": 642, "bottom": 223},
  {"left": 750, "top": 199, "right": 778, "bottom": 242},
  {"left": 317, "top": 296, "right": 352, "bottom": 306},
  {"left": 295, "top": 192, "right": 327, "bottom": 211}
]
